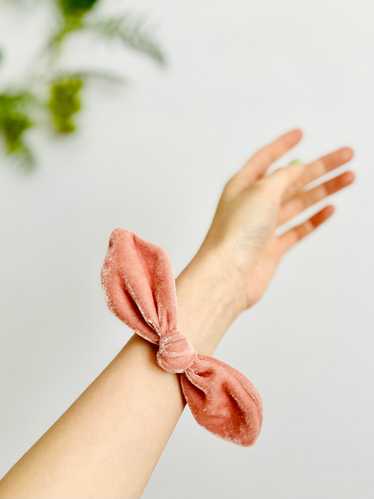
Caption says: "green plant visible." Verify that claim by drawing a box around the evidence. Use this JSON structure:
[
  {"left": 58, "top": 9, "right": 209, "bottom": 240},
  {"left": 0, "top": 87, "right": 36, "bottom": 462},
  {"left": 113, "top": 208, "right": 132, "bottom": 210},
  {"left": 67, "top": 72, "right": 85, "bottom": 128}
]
[
  {"left": 0, "top": 92, "right": 35, "bottom": 168},
  {"left": 0, "top": 0, "right": 166, "bottom": 171},
  {"left": 48, "top": 76, "right": 83, "bottom": 134}
]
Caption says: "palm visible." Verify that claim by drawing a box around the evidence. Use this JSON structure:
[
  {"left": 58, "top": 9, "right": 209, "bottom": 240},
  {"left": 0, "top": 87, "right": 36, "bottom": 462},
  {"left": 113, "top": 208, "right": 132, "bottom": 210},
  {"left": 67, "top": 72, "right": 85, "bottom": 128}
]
[{"left": 243, "top": 240, "right": 280, "bottom": 306}]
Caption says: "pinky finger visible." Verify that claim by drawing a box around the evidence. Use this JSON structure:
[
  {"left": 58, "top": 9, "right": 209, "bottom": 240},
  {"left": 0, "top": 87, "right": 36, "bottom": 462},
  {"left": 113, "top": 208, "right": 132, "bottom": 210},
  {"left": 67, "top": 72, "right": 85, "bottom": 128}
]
[{"left": 277, "top": 205, "right": 335, "bottom": 255}]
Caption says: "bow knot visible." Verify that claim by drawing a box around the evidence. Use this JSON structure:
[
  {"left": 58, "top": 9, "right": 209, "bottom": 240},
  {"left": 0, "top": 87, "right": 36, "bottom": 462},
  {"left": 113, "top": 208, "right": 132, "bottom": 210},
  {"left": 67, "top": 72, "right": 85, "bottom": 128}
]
[{"left": 156, "top": 331, "right": 196, "bottom": 373}]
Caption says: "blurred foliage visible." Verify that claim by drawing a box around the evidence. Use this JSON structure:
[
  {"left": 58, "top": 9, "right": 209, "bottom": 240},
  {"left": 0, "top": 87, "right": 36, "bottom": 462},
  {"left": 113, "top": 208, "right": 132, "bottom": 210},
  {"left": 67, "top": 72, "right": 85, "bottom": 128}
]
[
  {"left": 0, "top": 92, "right": 35, "bottom": 168},
  {"left": 0, "top": 0, "right": 166, "bottom": 170},
  {"left": 48, "top": 76, "right": 83, "bottom": 133},
  {"left": 88, "top": 15, "right": 166, "bottom": 65},
  {"left": 58, "top": 0, "right": 99, "bottom": 16}
]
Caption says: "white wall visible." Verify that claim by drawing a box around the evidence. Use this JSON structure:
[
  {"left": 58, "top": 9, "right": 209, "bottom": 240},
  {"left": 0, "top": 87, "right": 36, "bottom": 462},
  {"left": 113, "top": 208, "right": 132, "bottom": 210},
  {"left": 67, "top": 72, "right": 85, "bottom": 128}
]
[{"left": 0, "top": 1, "right": 373, "bottom": 498}]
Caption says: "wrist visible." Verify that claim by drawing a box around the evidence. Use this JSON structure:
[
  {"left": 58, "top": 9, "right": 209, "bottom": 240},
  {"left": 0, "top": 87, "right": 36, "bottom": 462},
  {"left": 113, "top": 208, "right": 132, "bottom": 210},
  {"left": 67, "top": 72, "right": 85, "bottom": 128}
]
[{"left": 175, "top": 243, "right": 247, "bottom": 354}]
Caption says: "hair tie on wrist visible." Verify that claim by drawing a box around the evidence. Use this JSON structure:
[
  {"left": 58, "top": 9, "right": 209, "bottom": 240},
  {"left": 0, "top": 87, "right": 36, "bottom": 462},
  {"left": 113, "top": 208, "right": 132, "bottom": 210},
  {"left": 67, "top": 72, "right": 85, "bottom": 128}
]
[{"left": 101, "top": 228, "right": 263, "bottom": 447}]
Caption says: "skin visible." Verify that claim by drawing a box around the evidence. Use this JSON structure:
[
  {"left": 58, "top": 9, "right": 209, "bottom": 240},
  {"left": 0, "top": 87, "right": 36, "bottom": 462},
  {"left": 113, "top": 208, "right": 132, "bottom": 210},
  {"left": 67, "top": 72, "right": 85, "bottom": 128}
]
[{"left": 0, "top": 129, "right": 355, "bottom": 498}]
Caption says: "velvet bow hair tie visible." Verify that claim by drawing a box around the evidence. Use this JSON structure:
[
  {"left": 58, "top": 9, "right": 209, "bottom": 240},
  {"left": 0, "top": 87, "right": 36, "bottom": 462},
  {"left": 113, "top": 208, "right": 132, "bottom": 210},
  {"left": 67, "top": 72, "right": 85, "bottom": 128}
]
[{"left": 101, "top": 228, "right": 263, "bottom": 446}]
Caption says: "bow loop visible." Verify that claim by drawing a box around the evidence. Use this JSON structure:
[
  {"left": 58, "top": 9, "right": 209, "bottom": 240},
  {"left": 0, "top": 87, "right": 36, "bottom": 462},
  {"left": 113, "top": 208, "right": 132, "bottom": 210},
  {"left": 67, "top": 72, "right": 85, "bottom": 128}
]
[
  {"left": 182, "top": 355, "right": 262, "bottom": 446},
  {"left": 101, "top": 228, "right": 177, "bottom": 344}
]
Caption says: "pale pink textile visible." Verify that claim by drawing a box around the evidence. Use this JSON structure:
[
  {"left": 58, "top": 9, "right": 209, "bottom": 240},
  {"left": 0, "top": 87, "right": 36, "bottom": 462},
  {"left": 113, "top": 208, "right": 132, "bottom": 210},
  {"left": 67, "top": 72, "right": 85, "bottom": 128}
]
[{"left": 101, "top": 228, "right": 263, "bottom": 446}]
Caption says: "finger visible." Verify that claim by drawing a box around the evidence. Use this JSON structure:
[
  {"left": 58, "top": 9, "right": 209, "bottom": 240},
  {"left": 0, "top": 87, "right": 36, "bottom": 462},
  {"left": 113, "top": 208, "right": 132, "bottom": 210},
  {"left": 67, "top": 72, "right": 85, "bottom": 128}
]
[
  {"left": 232, "top": 128, "right": 303, "bottom": 190},
  {"left": 278, "top": 170, "right": 355, "bottom": 226},
  {"left": 277, "top": 205, "right": 335, "bottom": 254},
  {"left": 285, "top": 147, "right": 354, "bottom": 199}
]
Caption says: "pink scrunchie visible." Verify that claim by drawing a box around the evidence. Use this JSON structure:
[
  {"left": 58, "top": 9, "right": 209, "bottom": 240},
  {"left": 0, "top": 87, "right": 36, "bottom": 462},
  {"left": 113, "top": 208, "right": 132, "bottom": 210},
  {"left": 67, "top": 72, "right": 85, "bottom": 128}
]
[{"left": 101, "top": 228, "right": 263, "bottom": 446}]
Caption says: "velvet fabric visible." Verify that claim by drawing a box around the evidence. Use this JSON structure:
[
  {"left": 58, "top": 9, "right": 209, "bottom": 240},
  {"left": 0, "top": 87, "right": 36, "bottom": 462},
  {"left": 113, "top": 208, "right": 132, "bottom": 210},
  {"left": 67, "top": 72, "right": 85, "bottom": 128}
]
[{"left": 101, "top": 228, "right": 263, "bottom": 446}]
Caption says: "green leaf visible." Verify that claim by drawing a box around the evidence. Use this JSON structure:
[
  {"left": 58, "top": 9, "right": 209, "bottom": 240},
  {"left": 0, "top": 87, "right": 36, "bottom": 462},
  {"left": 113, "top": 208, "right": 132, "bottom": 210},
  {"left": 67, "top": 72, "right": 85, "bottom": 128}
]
[
  {"left": 87, "top": 14, "right": 167, "bottom": 66},
  {"left": 0, "top": 91, "right": 37, "bottom": 109},
  {"left": 57, "top": 0, "right": 99, "bottom": 17},
  {"left": 0, "top": 91, "right": 36, "bottom": 169},
  {"left": 48, "top": 76, "right": 84, "bottom": 134}
]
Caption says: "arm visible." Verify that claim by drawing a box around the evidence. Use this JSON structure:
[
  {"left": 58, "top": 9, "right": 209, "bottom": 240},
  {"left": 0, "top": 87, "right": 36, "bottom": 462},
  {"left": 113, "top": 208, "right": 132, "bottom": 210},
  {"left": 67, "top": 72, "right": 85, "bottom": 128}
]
[
  {"left": 0, "top": 129, "right": 355, "bottom": 499},
  {"left": 0, "top": 249, "right": 243, "bottom": 499}
]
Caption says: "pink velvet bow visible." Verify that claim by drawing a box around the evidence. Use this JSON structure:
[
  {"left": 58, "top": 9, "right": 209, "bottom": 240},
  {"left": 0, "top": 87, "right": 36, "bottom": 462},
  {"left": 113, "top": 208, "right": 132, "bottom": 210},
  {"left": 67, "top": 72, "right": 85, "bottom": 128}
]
[{"left": 101, "top": 228, "right": 263, "bottom": 446}]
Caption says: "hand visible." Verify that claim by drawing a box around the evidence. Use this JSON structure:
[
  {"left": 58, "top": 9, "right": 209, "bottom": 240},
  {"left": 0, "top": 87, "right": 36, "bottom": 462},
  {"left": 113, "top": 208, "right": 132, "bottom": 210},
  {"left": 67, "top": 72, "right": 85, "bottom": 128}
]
[{"left": 199, "top": 128, "right": 355, "bottom": 310}]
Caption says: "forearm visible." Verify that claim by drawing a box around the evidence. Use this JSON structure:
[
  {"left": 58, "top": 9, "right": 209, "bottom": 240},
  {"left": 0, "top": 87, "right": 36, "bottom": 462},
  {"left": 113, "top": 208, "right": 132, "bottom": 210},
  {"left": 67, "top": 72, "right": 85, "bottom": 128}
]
[{"left": 0, "top": 246, "right": 243, "bottom": 499}]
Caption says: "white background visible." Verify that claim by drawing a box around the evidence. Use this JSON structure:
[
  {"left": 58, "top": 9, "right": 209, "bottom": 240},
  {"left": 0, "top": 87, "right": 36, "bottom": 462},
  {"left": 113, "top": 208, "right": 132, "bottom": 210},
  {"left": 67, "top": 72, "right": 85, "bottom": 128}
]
[{"left": 0, "top": 1, "right": 373, "bottom": 498}]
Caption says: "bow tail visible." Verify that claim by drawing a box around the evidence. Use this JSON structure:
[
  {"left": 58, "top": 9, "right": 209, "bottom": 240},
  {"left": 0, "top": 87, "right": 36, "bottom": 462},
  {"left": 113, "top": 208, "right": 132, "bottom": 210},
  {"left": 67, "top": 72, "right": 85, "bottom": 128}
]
[{"left": 180, "top": 354, "right": 263, "bottom": 446}]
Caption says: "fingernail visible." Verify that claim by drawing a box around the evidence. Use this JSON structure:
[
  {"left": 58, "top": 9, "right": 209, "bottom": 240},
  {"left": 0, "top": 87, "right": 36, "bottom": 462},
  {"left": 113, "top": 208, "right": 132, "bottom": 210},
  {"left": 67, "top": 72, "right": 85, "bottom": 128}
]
[{"left": 342, "top": 148, "right": 354, "bottom": 160}]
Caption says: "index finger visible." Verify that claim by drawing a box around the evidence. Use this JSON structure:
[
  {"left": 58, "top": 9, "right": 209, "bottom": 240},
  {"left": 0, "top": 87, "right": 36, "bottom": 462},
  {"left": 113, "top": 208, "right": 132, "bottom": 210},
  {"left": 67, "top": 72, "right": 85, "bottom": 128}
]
[{"left": 232, "top": 128, "right": 303, "bottom": 190}]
